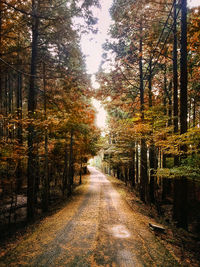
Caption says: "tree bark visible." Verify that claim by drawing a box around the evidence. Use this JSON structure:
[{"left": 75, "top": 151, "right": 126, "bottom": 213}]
[
  {"left": 139, "top": 20, "right": 147, "bottom": 202},
  {"left": 16, "top": 72, "right": 23, "bottom": 192},
  {"left": 174, "top": 0, "right": 188, "bottom": 230},
  {"left": 0, "top": 0, "right": 2, "bottom": 115},
  {"left": 68, "top": 130, "right": 74, "bottom": 195},
  {"left": 168, "top": 80, "right": 172, "bottom": 126},
  {"left": 79, "top": 156, "right": 82, "bottom": 185},
  {"left": 135, "top": 141, "right": 139, "bottom": 184},
  {"left": 27, "top": 0, "right": 40, "bottom": 221},
  {"left": 193, "top": 97, "right": 196, "bottom": 127},
  {"left": 148, "top": 57, "right": 157, "bottom": 204},
  {"left": 62, "top": 147, "right": 69, "bottom": 197},
  {"left": 148, "top": 57, "right": 152, "bottom": 107},
  {"left": 180, "top": 0, "right": 188, "bottom": 136},
  {"left": 162, "top": 63, "right": 167, "bottom": 168},
  {"left": 173, "top": 0, "right": 179, "bottom": 166},
  {"left": 42, "top": 62, "right": 49, "bottom": 211},
  {"left": 130, "top": 148, "right": 135, "bottom": 187}
]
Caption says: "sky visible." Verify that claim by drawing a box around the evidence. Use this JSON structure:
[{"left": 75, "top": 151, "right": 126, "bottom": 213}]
[
  {"left": 81, "top": 0, "right": 199, "bottom": 76},
  {"left": 81, "top": 0, "right": 113, "bottom": 129},
  {"left": 80, "top": 0, "right": 199, "bottom": 129},
  {"left": 188, "top": 0, "right": 200, "bottom": 8},
  {"left": 81, "top": 0, "right": 113, "bottom": 75}
]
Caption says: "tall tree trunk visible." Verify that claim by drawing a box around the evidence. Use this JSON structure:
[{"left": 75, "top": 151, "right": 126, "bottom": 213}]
[
  {"left": 163, "top": 63, "right": 167, "bottom": 168},
  {"left": 62, "top": 146, "right": 69, "bottom": 197},
  {"left": 124, "top": 166, "right": 128, "bottom": 186},
  {"left": 148, "top": 57, "right": 152, "bottom": 107},
  {"left": 4, "top": 74, "right": 7, "bottom": 117},
  {"left": 27, "top": 0, "right": 40, "bottom": 221},
  {"left": 130, "top": 148, "right": 135, "bottom": 187},
  {"left": 172, "top": 0, "right": 181, "bottom": 229},
  {"left": 139, "top": 20, "right": 147, "bottom": 203},
  {"left": 68, "top": 130, "right": 74, "bottom": 195},
  {"left": 180, "top": 0, "right": 188, "bottom": 136},
  {"left": 168, "top": 80, "right": 172, "bottom": 126},
  {"left": 0, "top": 0, "right": 2, "bottom": 115},
  {"left": 8, "top": 74, "right": 13, "bottom": 139},
  {"left": 135, "top": 141, "right": 139, "bottom": 184},
  {"left": 173, "top": 0, "right": 179, "bottom": 166},
  {"left": 16, "top": 72, "right": 23, "bottom": 192},
  {"left": 8, "top": 74, "right": 13, "bottom": 115},
  {"left": 42, "top": 62, "right": 49, "bottom": 211},
  {"left": 4, "top": 74, "right": 8, "bottom": 138},
  {"left": 117, "top": 166, "right": 120, "bottom": 179},
  {"left": 193, "top": 97, "right": 196, "bottom": 127},
  {"left": 17, "top": 73, "right": 23, "bottom": 137},
  {"left": 148, "top": 56, "right": 156, "bottom": 204},
  {"left": 79, "top": 156, "right": 82, "bottom": 185},
  {"left": 163, "top": 63, "right": 167, "bottom": 117},
  {"left": 149, "top": 144, "right": 155, "bottom": 204},
  {"left": 162, "top": 80, "right": 173, "bottom": 202},
  {"left": 174, "top": 0, "right": 188, "bottom": 230}
]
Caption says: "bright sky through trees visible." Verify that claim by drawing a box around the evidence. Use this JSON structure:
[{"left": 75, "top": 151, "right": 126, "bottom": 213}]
[
  {"left": 81, "top": 0, "right": 199, "bottom": 130},
  {"left": 81, "top": 0, "right": 113, "bottom": 75},
  {"left": 92, "top": 98, "right": 107, "bottom": 129},
  {"left": 81, "top": 0, "right": 199, "bottom": 76},
  {"left": 188, "top": 0, "right": 200, "bottom": 8},
  {"left": 81, "top": 0, "right": 113, "bottom": 129}
]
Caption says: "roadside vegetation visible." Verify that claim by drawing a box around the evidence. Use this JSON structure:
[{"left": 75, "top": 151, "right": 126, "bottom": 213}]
[
  {"left": 0, "top": 0, "right": 100, "bottom": 235},
  {"left": 94, "top": 0, "right": 200, "bottom": 234}
]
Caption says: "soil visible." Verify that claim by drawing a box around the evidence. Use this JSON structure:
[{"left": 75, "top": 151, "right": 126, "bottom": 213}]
[
  {"left": 106, "top": 172, "right": 200, "bottom": 267},
  {"left": 0, "top": 167, "right": 199, "bottom": 266}
]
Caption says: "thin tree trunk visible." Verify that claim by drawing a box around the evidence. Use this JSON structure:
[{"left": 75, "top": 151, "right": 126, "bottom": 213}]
[
  {"left": 173, "top": 0, "right": 179, "bottom": 166},
  {"left": 148, "top": 56, "right": 156, "bottom": 204},
  {"left": 79, "top": 156, "right": 82, "bottom": 185},
  {"left": 125, "top": 166, "right": 128, "bottom": 186},
  {"left": 16, "top": 72, "right": 23, "bottom": 192},
  {"left": 163, "top": 63, "right": 167, "bottom": 117},
  {"left": 117, "top": 166, "right": 120, "bottom": 179},
  {"left": 62, "top": 146, "right": 69, "bottom": 197},
  {"left": 174, "top": 0, "right": 188, "bottom": 230},
  {"left": 27, "top": 0, "right": 40, "bottom": 221},
  {"left": 162, "top": 80, "right": 173, "bottom": 202},
  {"left": 42, "top": 62, "right": 49, "bottom": 211},
  {"left": 149, "top": 145, "right": 155, "bottom": 204},
  {"left": 130, "top": 148, "right": 135, "bottom": 187},
  {"left": 139, "top": 20, "right": 147, "bottom": 202},
  {"left": 8, "top": 74, "right": 13, "bottom": 139},
  {"left": 15, "top": 20, "right": 23, "bottom": 191},
  {"left": 0, "top": 0, "right": 2, "bottom": 115},
  {"left": 193, "top": 97, "right": 196, "bottom": 127},
  {"left": 135, "top": 141, "right": 139, "bottom": 184},
  {"left": 162, "top": 63, "right": 167, "bottom": 168},
  {"left": 68, "top": 130, "right": 74, "bottom": 195},
  {"left": 180, "top": 0, "right": 188, "bottom": 136},
  {"left": 8, "top": 74, "right": 12, "bottom": 114},
  {"left": 168, "top": 80, "right": 172, "bottom": 126},
  {"left": 4, "top": 74, "right": 7, "bottom": 116},
  {"left": 148, "top": 57, "right": 152, "bottom": 106},
  {"left": 0, "top": 14, "right": 3, "bottom": 137},
  {"left": 4, "top": 74, "right": 8, "bottom": 138}
]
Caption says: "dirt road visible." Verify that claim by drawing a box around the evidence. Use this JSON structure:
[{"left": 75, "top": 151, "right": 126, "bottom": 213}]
[{"left": 0, "top": 167, "right": 179, "bottom": 266}]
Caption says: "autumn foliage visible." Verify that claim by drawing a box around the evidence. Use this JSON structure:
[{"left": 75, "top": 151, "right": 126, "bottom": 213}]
[
  {"left": 95, "top": 1, "right": 200, "bottom": 231},
  {"left": 0, "top": 0, "right": 100, "bottom": 226}
]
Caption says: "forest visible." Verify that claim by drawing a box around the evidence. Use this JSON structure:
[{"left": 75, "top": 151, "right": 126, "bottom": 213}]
[
  {"left": 94, "top": 0, "right": 200, "bottom": 233},
  {"left": 0, "top": 0, "right": 200, "bottom": 240},
  {"left": 0, "top": 0, "right": 101, "bottom": 232}
]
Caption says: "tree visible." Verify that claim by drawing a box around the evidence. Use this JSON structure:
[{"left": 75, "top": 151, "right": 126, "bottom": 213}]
[
  {"left": 0, "top": 0, "right": 101, "bottom": 225},
  {"left": 95, "top": 0, "right": 200, "bottom": 231}
]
